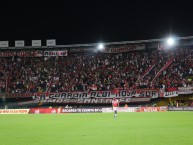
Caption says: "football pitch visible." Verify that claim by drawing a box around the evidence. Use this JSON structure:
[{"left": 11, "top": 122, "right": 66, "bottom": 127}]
[{"left": 0, "top": 112, "right": 193, "bottom": 145}]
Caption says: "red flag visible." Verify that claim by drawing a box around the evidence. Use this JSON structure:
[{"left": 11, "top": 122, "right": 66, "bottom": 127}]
[{"left": 112, "top": 88, "right": 119, "bottom": 94}]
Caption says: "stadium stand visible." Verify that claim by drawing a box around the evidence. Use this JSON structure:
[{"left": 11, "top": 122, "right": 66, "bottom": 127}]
[
  {"left": 0, "top": 38, "right": 193, "bottom": 109},
  {"left": 0, "top": 46, "right": 192, "bottom": 94}
]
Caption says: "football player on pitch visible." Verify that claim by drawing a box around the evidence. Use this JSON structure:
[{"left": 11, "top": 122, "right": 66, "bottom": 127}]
[{"left": 112, "top": 97, "right": 119, "bottom": 118}]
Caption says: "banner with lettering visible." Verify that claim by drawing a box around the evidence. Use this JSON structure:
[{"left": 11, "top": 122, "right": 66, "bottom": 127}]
[
  {"left": 46, "top": 39, "right": 56, "bottom": 46},
  {"left": 136, "top": 106, "right": 168, "bottom": 112},
  {"left": 0, "top": 50, "right": 68, "bottom": 57},
  {"left": 164, "top": 91, "right": 178, "bottom": 97},
  {"left": 0, "top": 109, "right": 30, "bottom": 114},
  {"left": 101, "top": 44, "right": 145, "bottom": 53},
  {"left": 69, "top": 48, "right": 95, "bottom": 52},
  {"left": 15, "top": 40, "right": 25, "bottom": 47},
  {"left": 0, "top": 51, "right": 41, "bottom": 57},
  {"left": 102, "top": 107, "right": 167, "bottom": 113},
  {"left": 178, "top": 87, "right": 193, "bottom": 94},
  {"left": 2, "top": 89, "right": 158, "bottom": 99},
  {"left": 44, "top": 51, "right": 67, "bottom": 56},
  {"left": 168, "top": 107, "right": 193, "bottom": 111},
  {"left": 1, "top": 87, "right": 193, "bottom": 106},
  {"left": 32, "top": 40, "right": 41, "bottom": 46},
  {"left": 30, "top": 97, "right": 151, "bottom": 104},
  {"left": 15, "top": 90, "right": 156, "bottom": 105},
  {"left": 0, "top": 41, "right": 9, "bottom": 47}
]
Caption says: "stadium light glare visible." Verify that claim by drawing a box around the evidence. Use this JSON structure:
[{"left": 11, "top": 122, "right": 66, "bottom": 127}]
[
  {"left": 98, "top": 43, "right": 104, "bottom": 50},
  {"left": 167, "top": 37, "right": 175, "bottom": 46}
]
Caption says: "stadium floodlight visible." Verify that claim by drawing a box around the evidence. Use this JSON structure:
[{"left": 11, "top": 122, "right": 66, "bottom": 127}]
[
  {"left": 166, "top": 37, "right": 175, "bottom": 46},
  {"left": 98, "top": 43, "right": 104, "bottom": 50}
]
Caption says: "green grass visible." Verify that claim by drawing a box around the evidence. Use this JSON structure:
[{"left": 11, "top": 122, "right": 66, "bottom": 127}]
[{"left": 0, "top": 112, "right": 193, "bottom": 145}]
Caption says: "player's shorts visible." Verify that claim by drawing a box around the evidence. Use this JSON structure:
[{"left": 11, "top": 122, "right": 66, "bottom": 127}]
[{"left": 113, "top": 107, "right": 118, "bottom": 111}]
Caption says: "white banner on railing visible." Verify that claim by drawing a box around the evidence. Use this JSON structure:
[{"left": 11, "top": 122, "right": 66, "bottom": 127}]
[
  {"left": 46, "top": 39, "right": 56, "bottom": 46},
  {"left": 0, "top": 41, "right": 9, "bottom": 47},
  {"left": 32, "top": 40, "right": 41, "bottom": 46},
  {"left": 15, "top": 40, "right": 25, "bottom": 47}
]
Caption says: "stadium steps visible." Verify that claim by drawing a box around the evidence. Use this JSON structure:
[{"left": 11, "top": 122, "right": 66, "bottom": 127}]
[
  {"left": 46, "top": 58, "right": 57, "bottom": 92},
  {"left": 134, "top": 60, "right": 157, "bottom": 85},
  {"left": 151, "top": 58, "right": 174, "bottom": 82},
  {"left": 6, "top": 71, "right": 11, "bottom": 92}
]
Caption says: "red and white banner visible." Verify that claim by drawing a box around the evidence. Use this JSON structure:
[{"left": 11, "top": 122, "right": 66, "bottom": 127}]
[
  {"left": 2, "top": 87, "right": 193, "bottom": 105},
  {"left": 29, "top": 108, "right": 62, "bottom": 114},
  {"left": 0, "top": 107, "right": 168, "bottom": 114},
  {"left": 2, "top": 90, "right": 158, "bottom": 99},
  {"left": 0, "top": 109, "right": 29, "bottom": 114},
  {"left": 29, "top": 108, "right": 102, "bottom": 114},
  {"left": 102, "top": 44, "right": 145, "bottom": 53},
  {"left": 30, "top": 97, "right": 151, "bottom": 105},
  {"left": 0, "top": 50, "right": 68, "bottom": 57},
  {"left": 0, "top": 51, "right": 41, "bottom": 57},
  {"left": 2, "top": 89, "right": 157, "bottom": 104},
  {"left": 102, "top": 107, "right": 167, "bottom": 113},
  {"left": 117, "top": 107, "right": 136, "bottom": 112},
  {"left": 166, "top": 87, "right": 177, "bottom": 92},
  {"left": 43, "top": 51, "right": 68, "bottom": 56},
  {"left": 178, "top": 87, "right": 193, "bottom": 94},
  {"left": 140, "top": 107, "right": 167, "bottom": 112},
  {"left": 135, "top": 107, "right": 167, "bottom": 112},
  {"left": 31, "top": 90, "right": 158, "bottom": 100},
  {"left": 0, "top": 51, "right": 16, "bottom": 57},
  {"left": 160, "top": 87, "right": 190, "bottom": 97},
  {"left": 102, "top": 107, "right": 136, "bottom": 113},
  {"left": 164, "top": 91, "right": 178, "bottom": 97},
  {"left": 60, "top": 108, "right": 102, "bottom": 113}
]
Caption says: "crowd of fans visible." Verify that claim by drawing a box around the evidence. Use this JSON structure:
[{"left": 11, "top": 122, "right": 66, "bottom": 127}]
[
  {"left": 138, "top": 48, "right": 193, "bottom": 89},
  {"left": 0, "top": 46, "right": 193, "bottom": 93}
]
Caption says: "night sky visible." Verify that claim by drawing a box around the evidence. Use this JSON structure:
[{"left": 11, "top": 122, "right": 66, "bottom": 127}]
[{"left": 0, "top": 1, "right": 193, "bottom": 46}]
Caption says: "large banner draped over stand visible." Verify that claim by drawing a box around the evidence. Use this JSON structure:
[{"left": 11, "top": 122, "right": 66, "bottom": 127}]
[{"left": 1, "top": 87, "right": 193, "bottom": 105}]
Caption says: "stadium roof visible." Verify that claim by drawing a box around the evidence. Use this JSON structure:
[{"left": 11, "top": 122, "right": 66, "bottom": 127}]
[{"left": 1, "top": 35, "right": 193, "bottom": 50}]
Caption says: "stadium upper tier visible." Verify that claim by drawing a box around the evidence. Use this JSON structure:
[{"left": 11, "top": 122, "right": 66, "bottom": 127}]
[{"left": 0, "top": 46, "right": 193, "bottom": 93}]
